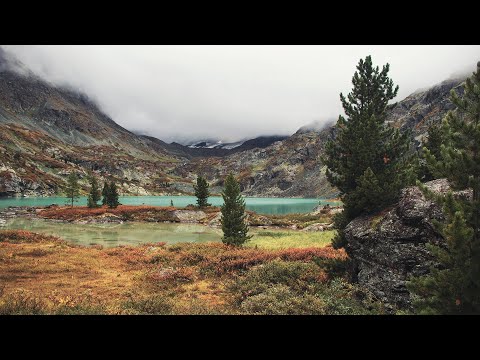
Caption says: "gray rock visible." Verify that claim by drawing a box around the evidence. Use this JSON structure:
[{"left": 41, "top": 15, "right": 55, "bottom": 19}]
[
  {"left": 344, "top": 179, "right": 452, "bottom": 311},
  {"left": 172, "top": 210, "right": 207, "bottom": 223}
]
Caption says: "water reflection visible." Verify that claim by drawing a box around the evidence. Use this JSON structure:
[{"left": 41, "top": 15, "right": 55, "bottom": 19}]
[{"left": 3, "top": 218, "right": 223, "bottom": 247}]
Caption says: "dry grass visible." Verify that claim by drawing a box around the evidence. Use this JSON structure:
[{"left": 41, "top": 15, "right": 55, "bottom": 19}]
[{"left": 0, "top": 229, "right": 352, "bottom": 315}]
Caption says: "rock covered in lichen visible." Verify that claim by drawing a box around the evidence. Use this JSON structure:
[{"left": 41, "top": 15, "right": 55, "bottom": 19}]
[{"left": 344, "top": 179, "right": 452, "bottom": 311}]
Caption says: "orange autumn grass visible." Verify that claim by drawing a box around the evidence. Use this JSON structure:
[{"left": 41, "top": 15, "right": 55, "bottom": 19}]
[{"left": 0, "top": 229, "right": 347, "bottom": 314}]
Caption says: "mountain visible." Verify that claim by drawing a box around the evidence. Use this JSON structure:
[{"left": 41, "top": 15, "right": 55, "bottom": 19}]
[
  {"left": 179, "top": 76, "right": 467, "bottom": 198},
  {"left": 0, "top": 49, "right": 190, "bottom": 197},
  {"left": 187, "top": 139, "right": 244, "bottom": 150},
  {"left": 0, "top": 46, "right": 470, "bottom": 198},
  {"left": 0, "top": 48, "right": 289, "bottom": 197}
]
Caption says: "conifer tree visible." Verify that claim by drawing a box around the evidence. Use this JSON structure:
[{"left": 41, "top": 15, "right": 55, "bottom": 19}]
[
  {"left": 64, "top": 172, "right": 80, "bottom": 208},
  {"left": 220, "top": 173, "right": 251, "bottom": 246},
  {"left": 418, "top": 124, "right": 445, "bottom": 182},
  {"left": 407, "top": 63, "right": 480, "bottom": 314},
  {"left": 87, "top": 173, "right": 101, "bottom": 208},
  {"left": 101, "top": 182, "right": 109, "bottom": 206},
  {"left": 194, "top": 176, "right": 211, "bottom": 208},
  {"left": 323, "top": 55, "right": 415, "bottom": 248},
  {"left": 107, "top": 181, "right": 120, "bottom": 209}
]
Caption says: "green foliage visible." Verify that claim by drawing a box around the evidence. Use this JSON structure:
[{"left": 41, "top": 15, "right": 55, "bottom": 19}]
[
  {"left": 107, "top": 182, "right": 120, "bottom": 209},
  {"left": 101, "top": 182, "right": 109, "bottom": 206},
  {"left": 64, "top": 172, "right": 80, "bottom": 207},
  {"left": 101, "top": 181, "right": 120, "bottom": 208},
  {"left": 418, "top": 124, "right": 445, "bottom": 182},
  {"left": 193, "top": 176, "right": 211, "bottom": 208},
  {"left": 408, "top": 64, "right": 480, "bottom": 314},
  {"left": 323, "top": 55, "right": 415, "bottom": 248},
  {"left": 239, "top": 284, "right": 326, "bottom": 315},
  {"left": 220, "top": 173, "right": 251, "bottom": 246},
  {"left": 87, "top": 173, "right": 101, "bottom": 208},
  {"left": 121, "top": 294, "right": 174, "bottom": 315},
  {"left": 330, "top": 211, "right": 349, "bottom": 249},
  {"left": 230, "top": 260, "right": 383, "bottom": 315}
]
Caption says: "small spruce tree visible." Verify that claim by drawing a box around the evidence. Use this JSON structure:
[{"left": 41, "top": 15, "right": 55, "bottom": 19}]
[
  {"left": 407, "top": 62, "right": 480, "bottom": 314},
  {"left": 194, "top": 176, "right": 211, "bottom": 208},
  {"left": 87, "top": 173, "right": 101, "bottom": 208},
  {"left": 101, "top": 182, "right": 109, "bottom": 206},
  {"left": 64, "top": 172, "right": 80, "bottom": 208},
  {"left": 107, "top": 181, "right": 120, "bottom": 209},
  {"left": 220, "top": 173, "right": 251, "bottom": 246}
]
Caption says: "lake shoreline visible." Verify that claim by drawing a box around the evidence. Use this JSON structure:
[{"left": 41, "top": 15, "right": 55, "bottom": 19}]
[{"left": 0, "top": 204, "right": 341, "bottom": 232}]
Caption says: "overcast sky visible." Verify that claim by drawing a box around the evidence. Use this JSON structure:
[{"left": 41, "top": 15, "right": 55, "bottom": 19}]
[{"left": 3, "top": 45, "right": 480, "bottom": 144}]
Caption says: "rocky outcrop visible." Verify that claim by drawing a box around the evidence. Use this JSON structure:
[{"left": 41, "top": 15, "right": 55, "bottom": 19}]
[
  {"left": 172, "top": 210, "right": 207, "bottom": 223},
  {"left": 344, "top": 179, "right": 451, "bottom": 311}
]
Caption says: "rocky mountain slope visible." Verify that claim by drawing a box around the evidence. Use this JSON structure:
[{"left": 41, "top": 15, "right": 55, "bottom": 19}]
[
  {"left": 0, "top": 48, "right": 190, "bottom": 197},
  {"left": 0, "top": 45, "right": 470, "bottom": 198},
  {"left": 179, "top": 76, "right": 467, "bottom": 198}
]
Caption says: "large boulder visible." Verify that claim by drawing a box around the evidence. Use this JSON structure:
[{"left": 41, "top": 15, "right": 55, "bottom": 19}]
[{"left": 344, "top": 179, "right": 451, "bottom": 311}]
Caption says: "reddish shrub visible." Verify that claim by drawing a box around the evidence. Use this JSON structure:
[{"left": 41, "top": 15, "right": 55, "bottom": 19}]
[{"left": 0, "top": 230, "right": 62, "bottom": 244}]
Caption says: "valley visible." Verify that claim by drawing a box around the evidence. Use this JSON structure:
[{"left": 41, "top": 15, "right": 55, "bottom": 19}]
[
  {"left": 0, "top": 46, "right": 467, "bottom": 199},
  {"left": 1, "top": 45, "right": 478, "bottom": 316}
]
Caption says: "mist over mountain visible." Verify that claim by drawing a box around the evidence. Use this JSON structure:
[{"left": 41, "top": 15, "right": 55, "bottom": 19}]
[
  {"left": 0, "top": 45, "right": 477, "bottom": 199},
  {"left": 3, "top": 45, "right": 479, "bottom": 143}
]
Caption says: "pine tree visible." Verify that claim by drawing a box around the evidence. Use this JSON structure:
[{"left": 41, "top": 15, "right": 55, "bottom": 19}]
[
  {"left": 87, "top": 173, "right": 101, "bottom": 208},
  {"left": 101, "top": 182, "right": 109, "bottom": 206},
  {"left": 323, "top": 55, "right": 415, "bottom": 248},
  {"left": 408, "top": 63, "right": 480, "bottom": 314},
  {"left": 194, "top": 176, "right": 211, "bottom": 208},
  {"left": 107, "top": 181, "right": 120, "bottom": 209},
  {"left": 418, "top": 124, "right": 445, "bottom": 182},
  {"left": 64, "top": 172, "right": 80, "bottom": 208},
  {"left": 220, "top": 173, "right": 251, "bottom": 246}
]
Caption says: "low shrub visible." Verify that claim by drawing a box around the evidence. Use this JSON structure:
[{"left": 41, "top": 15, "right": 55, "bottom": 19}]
[
  {"left": 121, "top": 294, "right": 174, "bottom": 315},
  {"left": 0, "top": 230, "right": 62, "bottom": 244},
  {"left": 239, "top": 284, "right": 326, "bottom": 315},
  {"left": 0, "top": 289, "right": 46, "bottom": 315},
  {"left": 229, "top": 259, "right": 384, "bottom": 315},
  {"left": 230, "top": 260, "right": 325, "bottom": 305}
]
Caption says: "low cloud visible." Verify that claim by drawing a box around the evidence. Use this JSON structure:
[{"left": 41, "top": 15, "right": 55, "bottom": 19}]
[{"left": 2, "top": 45, "right": 479, "bottom": 143}]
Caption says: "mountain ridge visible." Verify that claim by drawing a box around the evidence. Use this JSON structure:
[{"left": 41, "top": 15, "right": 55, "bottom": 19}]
[{"left": 0, "top": 47, "right": 470, "bottom": 198}]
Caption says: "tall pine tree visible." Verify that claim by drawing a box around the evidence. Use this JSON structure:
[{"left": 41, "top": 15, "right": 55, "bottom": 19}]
[
  {"left": 64, "top": 172, "right": 80, "bottom": 208},
  {"left": 194, "top": 176, "right": 211, "bottom": 208},
  {"left": 323, "top": 55, "right": 415, "bottom": 248},
  {"left": 407, "top": 62, "right": 480, "bottom": 314},
  {"left": 220, "top": 173, "right": 251, "bottom": 246}
]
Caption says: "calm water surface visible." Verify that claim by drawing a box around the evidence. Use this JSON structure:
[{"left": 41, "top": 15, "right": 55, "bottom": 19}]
[
  {"left": 2, "top": 218, "right": 222, "bottom": 247},
  {"left": 0, "top": 196, "right": 339, "bottom": 215}
]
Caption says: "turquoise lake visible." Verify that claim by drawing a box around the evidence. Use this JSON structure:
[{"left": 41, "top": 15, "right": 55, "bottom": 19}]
[{"left": 0, "top": 196, "right": 340, "bottom": 215}]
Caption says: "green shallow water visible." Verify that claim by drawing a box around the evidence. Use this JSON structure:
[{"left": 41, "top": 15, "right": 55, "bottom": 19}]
[
  {"left": 2, "top": 218, "right": 223, "bottom": 248},
  {"left": 0, "top": 196, "right": 340, "bottom": 215}
]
